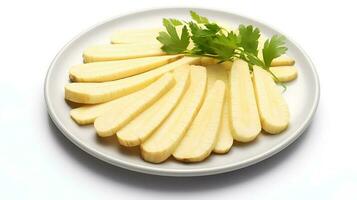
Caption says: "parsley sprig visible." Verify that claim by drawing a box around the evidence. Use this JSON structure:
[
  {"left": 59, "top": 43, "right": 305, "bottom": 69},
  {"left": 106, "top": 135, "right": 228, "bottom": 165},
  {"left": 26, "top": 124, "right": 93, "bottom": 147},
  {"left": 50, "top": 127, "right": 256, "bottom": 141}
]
[{"left": 156, "top": 11, "right": 288, "bottom": 87}]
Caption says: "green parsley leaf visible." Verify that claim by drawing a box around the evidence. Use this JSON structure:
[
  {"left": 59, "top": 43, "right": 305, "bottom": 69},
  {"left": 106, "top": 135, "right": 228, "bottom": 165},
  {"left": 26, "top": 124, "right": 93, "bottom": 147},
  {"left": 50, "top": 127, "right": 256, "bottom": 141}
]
[
  {"left": 156, "top": 11, "right": 289, "bottom": 89},
  {"left": 164, "top": 18, "right": 183, "bottom": 26},
  {"left": 204, "top": 23, "right": 221, "bottom": 33},
  {"left": 210, "top": 32, "right": 239, "bottom": 61},
  {"left": 189, "top": 22, "right": 219, "bottom": 55},
  {"left": 212, "top": 31, "right": 239, "bottom": 49},
  {"left": 157, "top": 19, "right": 189, "bottom": 54},
  {"left": 262, "top": 35, "right": 288, "bottom": 66},
  {"left": 237, "top": 25, "right": 261, "bottom": 56},
  {"left": 210, "top": 42, "right": 236, "bottom": 61},
  {"left": 190, "top": 11, "right": 209, "bottom": 24},
  {"left": 245, "top": 52, "right": 266, "bottom": 68}
]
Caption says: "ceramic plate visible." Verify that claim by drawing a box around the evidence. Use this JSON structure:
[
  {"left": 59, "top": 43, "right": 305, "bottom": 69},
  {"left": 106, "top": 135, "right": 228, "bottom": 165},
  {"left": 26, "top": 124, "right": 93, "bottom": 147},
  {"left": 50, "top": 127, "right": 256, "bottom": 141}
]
[{"left": 44, "top": 7, "right": 320, "bottom": 176}]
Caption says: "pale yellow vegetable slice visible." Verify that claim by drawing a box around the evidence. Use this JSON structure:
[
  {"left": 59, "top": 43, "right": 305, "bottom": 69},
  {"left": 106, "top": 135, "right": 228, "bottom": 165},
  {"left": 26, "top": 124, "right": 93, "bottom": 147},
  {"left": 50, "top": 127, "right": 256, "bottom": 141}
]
[
  {"left": 200, "top": 57, "right": 232, "bottom": 70},
  {"left": 110, "top": 26, "right": 188, "bottom": 45},
  {"left": 215, "top": 101, "right": 232, "bottom": 153},
  {"left": 71, "top": 87, "right": 144, "bottom": 125},
  {"left": 252, "top": 66, "right": 290, "bottom": 134},
  {"left": 94, "top": 73, "right": 175, "bottom": 137},
  {"left": 69, "top": 70, "right": 177, "bottom": 125},
  {"left": 83, "top": 42, "right": 165, "bottom": 63},
  {"left": 110, "top": 28, "right": 162, "bottom": 44},
  {"left": 117, "top": 65, "right": 190, "bottom": 147},
  {"left": 173, "top": 80, "right": 225, "bottom": 162},
  {"left": 211, "top": 55, "right": 294, "bottom": 69},
  {"left": 141, "top": 66, "right": 207, "bottom": 163},
  {"left": 69, "top": 55, "right": 181, "bottom": 82},
  {"left": 270, "top": 66, "right": 298, "bottom": 82},
  {"left": 229, "top": 60, "right": 261, "bottom": 142},
  {"left": 271, "top": 55, "right": 295, "bottom": 66},
  {"left": 200, "top": 57, "right": 219, "bottom": 65},
  {"left": 206, "top": 64, "right": 233, "bottom": 154},
  {"left": 65, "top": 57, "right": 200, "bottom": 104}
]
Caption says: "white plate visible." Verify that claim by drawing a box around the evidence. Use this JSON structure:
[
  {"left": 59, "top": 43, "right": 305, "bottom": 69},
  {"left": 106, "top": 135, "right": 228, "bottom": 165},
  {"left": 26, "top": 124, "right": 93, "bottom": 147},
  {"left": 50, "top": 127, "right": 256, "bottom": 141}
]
[{"left": 44, "top": 7, "right": 320, "bottom": 176}]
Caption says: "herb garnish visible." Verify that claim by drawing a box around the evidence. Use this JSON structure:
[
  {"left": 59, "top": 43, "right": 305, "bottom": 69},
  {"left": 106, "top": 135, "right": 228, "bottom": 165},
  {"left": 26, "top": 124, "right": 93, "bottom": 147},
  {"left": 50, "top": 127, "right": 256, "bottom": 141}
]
[{"left": 156, "top": 11, "right": 288, "bottom": 87}]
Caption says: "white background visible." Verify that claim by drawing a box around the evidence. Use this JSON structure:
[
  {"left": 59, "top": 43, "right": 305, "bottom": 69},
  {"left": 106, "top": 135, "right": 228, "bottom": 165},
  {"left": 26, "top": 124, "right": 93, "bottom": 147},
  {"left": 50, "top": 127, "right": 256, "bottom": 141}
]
[{"left": 1, "top": 0, "right": 356, "bottom": 199}]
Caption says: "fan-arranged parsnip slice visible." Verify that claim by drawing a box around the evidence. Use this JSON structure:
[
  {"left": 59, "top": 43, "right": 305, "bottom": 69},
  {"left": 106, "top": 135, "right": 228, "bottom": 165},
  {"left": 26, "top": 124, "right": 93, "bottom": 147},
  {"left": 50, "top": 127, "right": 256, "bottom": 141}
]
[
  {"left": 117, "top": 65, "right": 190, "bottom": 146},
  {"left": 206, "top": 64, "right": 233, "bottom": 154},
  {"left": 71, "top": 88, "right": 143, "bottom": 125},
  {"left": 271, "top": 55, "right": 295, "bottom": 66},
  {"left": 65, "top": 57, "right": 200, "bottom": 104},
  {"left": 214, "top": 101, "right": 232, "bottom": 153},
  {"left": 173, "top": 80, "right": 225, "bottom": 162},
  {"left": 200, "top": 57, "right": 219, "bottom": 65},
  {"left": 83, "top": 42, "right": 165, "bottom": 63},
  {"left": 252, "top": 66, "right": 290, "bottom": 134},
  {"left": 110, "top": 28, "right": 162, "bottom": 44},
  {"left": 69, "top": 55, "right": 181, "bottom": 82},
  {"left": 141, "top": 66, "right": 207, "bottom": 163},
  {"left": 200, "top": 57, "right": 232, "bottom": 69},
  {"left": 70, "top": 70, "right": 178, "bottom": 125},
  {"left": 94, "top": 73, "right": 175, "bottom": 137},
  {"left": 270, "top": 66, "right": 298, "bottom": 82},
  {"left": 229, "top": 60, "right": 261, "bottom": 142}
]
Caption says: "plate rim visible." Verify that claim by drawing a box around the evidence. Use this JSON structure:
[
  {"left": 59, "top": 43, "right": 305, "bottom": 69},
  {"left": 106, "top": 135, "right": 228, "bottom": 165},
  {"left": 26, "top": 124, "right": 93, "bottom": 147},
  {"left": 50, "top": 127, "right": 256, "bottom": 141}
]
[{"left": 44, "top": 7, "right": 320, "bottom": 177}]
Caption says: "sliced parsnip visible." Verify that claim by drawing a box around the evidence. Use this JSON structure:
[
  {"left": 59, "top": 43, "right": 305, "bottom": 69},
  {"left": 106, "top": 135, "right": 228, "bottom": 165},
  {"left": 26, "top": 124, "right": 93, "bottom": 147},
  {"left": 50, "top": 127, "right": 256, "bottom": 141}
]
[
  {"left": 110, "top": 27, "right": 185, "bottom": 44},
  {"left": 94, "top": 73, "right": 175, "bottom": 137},
  {"left": 253, "top": 66, "right": 290, "bottom": 134},
  {"left": 69, "top": 67, "right": 182, "bottom": 125},
  {"left": 71, "top": 87, "right": 145, "bottom": 125},
  {"left": 200, "top": 57, "right": 220, "bottom": 65},
  {"left": 141, "top": 66, "right": 207, "bottom": 163},
  {"left": 215, "top": 100, "right": 232, "bottom": 153},
  {"left": 200, "top": 57, "right": 232, "bottom": 69},
  {"left": 110, "top": 28, "right": 162, "bottom": 44},
  {"left": 271, "top": 55, "right": 295, "bottom": 66},
  {"left": 173, "top": 80, "right": 225, "bottom": 162},
  {"left": 65, "top": 57, "right": 200, "bottom": 104},
  {"left": 229, "top": 60, "right": 261, "bottom": 142},
  {"left": 69, "top": 55, "right": 182, "bottom": 82},
  {"left": 117, "top": 65, "right": 190, "bottom": 146},
  {"left": 206, "top": 64, "right": 233, "bottom": 154},
  {"left": 221, "top": 61, "right": 233, "bottom": 70},
  {"left": 83, "top": 42, "right": 165, "bottom": 63},
  {"left": 270, "top": 66, "right": 298, "bottom": 82}
]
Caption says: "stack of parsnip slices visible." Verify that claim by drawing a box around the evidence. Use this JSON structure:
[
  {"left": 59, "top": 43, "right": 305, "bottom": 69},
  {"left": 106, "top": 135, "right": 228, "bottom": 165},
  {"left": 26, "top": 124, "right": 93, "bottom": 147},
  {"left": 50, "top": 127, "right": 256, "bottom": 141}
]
[{"left": 65, "top": 28, "right": 298, "bottom": 163}]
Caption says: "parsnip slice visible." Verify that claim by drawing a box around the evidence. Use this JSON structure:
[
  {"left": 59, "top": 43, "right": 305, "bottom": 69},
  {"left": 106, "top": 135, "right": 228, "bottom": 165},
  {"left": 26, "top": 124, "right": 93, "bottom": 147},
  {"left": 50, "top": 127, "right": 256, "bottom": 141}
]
[
  {"left": 83, "top": 42, "right": 165, "bottom": 63},
  {"left": 70, "top": 87, "right": 145, "bottom": 125},
  {"left": 69, "top": 55, "right": 181, "bottom": 82},
  {"left": 200, "top": 57, "right": 219, "bottom": 66},
  {"left": 200, "top": 57, "right": 233, "bottom": 70},
  {"left": 270, "top": 66, "right": 298, "bottom": 82},
  {"left": 252, "top": 66, "right": 290, "bottom": 134},
  {"left": 70, "top": 70, "right": 178, "bottom": 125},
  {"left": 110, "top": 27, "right": 193, "bottom": 47},
  {"left": 65, "top": 57, "right": 200, "bottom": 104},
  {"left": 173, "top": 80, "right": 225, "bottom": 162},
  {"left": 141, "top": 66, "right": 207, "bottom": 163},
  {"left": 271, "top": 55, "right": 295, "bottom": 66},
  {"left": 110, "top": 28, "right": 162, "bottom": 44},
  {"left": 206, "top": 64, "right": 233, "bottom": 154},
  {"left": 117, "top": 65, "right": 190, "bottom": 146},
  {"left": 229, "top": 60, "right": 261, "bottom": 142},
  {"left": 215, "top": 101, "right": 232, "bottom": 153},
  {"left": 94, "top": 73, "right": 175, "bottom": 137}
]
